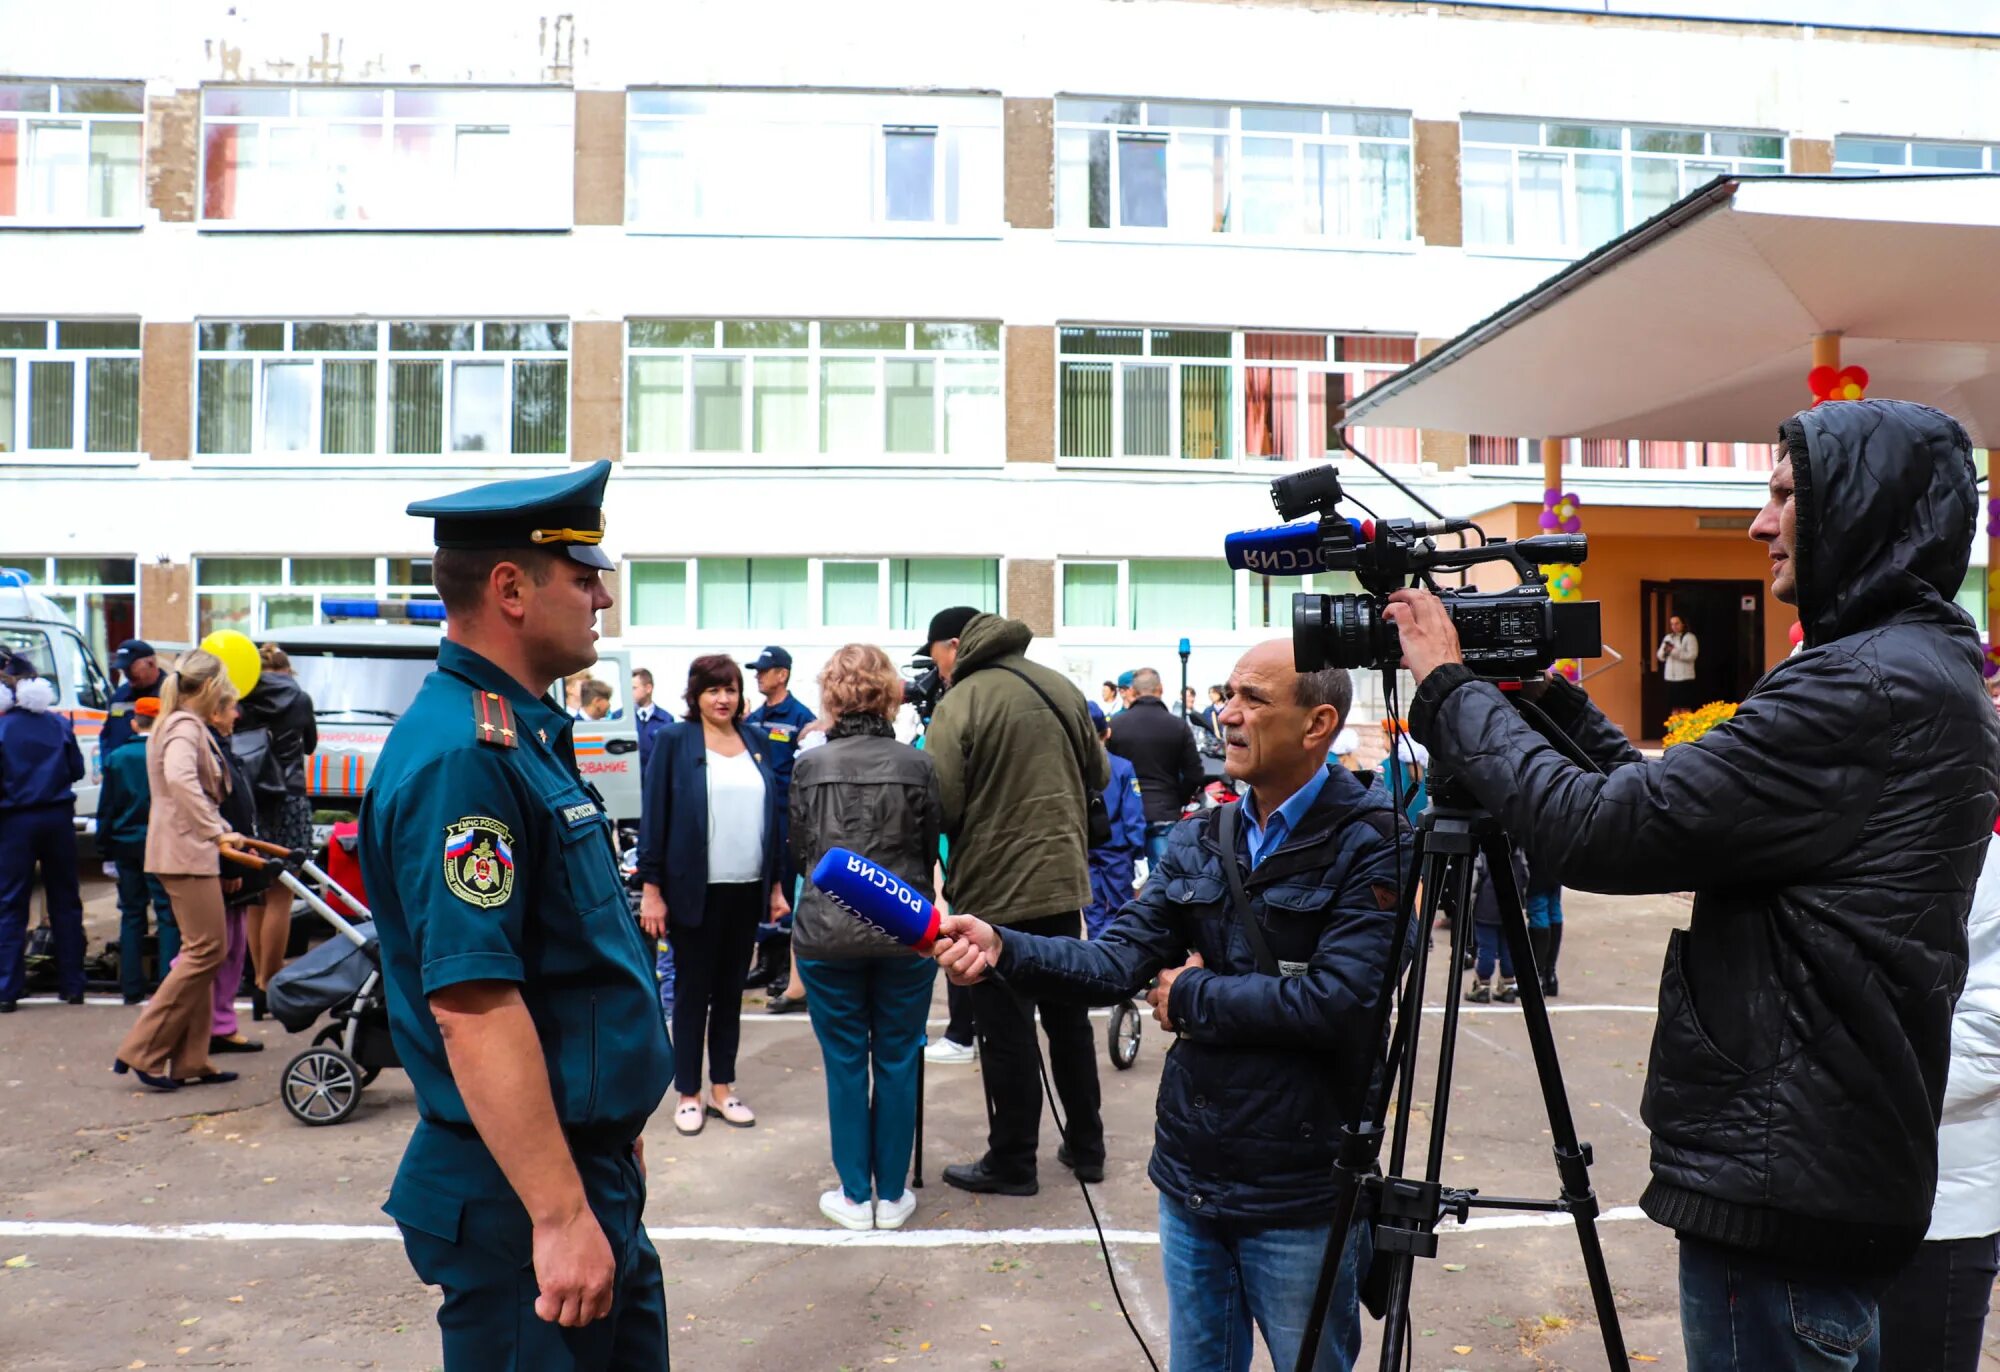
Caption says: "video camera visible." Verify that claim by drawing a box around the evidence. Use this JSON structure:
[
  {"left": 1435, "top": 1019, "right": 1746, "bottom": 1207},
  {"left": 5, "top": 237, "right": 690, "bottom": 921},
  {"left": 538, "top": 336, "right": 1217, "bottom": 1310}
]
[
  {"left": 1226, "top": 465, "right": 1601, "bottom": 680},
  {"left": 902, "top": 654, "right": 946, "bottom": 725}
]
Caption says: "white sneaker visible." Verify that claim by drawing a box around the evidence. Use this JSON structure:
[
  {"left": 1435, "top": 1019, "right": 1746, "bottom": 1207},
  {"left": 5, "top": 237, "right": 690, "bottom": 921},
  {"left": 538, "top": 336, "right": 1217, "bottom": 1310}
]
[
  {"left": 924, "top": 1038, "right": 975, "bottom": 1064},
  {"left": 820, "top": 1188, "right": 874, "bottom": 1231},
  {"left": 875, "top": 1190, "right": 917, "bottom": 1230}
]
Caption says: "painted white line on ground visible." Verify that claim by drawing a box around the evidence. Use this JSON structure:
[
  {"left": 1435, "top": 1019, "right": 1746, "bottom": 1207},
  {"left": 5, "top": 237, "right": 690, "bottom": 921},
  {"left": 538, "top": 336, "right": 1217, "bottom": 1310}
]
[{"left": 0, "top": 1207, "right": 1651, "bottom": 1248}]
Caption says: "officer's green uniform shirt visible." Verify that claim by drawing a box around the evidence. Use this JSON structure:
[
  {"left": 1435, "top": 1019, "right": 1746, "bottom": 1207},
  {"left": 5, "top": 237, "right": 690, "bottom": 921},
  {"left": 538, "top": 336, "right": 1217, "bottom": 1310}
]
[{"left": 360, "top": 638, "right": 673, "bottom": 1136}]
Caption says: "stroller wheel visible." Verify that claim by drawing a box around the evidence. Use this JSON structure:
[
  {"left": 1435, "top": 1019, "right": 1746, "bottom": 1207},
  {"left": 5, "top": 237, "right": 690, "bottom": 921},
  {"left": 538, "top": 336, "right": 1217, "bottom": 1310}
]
[
  {"left": 312, "top": 1025, "right": 382, "bottom": 1087},
  {"left": 1107, "top": 1000, "right": 1142, "bottom": 1071},
  {"left": 281, "top": 1046, "right": 364, "bottom": 1126}
]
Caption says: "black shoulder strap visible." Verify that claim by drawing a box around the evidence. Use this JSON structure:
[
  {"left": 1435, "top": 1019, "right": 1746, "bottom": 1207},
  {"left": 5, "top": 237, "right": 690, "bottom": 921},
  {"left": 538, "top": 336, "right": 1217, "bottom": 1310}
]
[
  {"left": 998, "top": 664, "right": 1091, "bottom": 783},
  {"left": 1213, "top": 802, "right": 1281, "bottom": 977}
]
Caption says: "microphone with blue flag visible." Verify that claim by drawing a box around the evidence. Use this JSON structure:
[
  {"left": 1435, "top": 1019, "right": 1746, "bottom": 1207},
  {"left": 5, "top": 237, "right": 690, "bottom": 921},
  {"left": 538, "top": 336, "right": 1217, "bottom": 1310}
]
[{"left": 810, "top": 847, "right": 942, "bottom": 952}]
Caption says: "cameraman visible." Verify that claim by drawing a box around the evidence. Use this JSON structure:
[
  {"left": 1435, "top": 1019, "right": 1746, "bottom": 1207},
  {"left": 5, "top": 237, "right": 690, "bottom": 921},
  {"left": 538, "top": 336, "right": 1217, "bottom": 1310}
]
[
  {"left": 1385, "top": 399, "right": 2000, "bottom": 1371},
  {"left": 933, "top": 640, "right": 1411, "bottom": 1372}
]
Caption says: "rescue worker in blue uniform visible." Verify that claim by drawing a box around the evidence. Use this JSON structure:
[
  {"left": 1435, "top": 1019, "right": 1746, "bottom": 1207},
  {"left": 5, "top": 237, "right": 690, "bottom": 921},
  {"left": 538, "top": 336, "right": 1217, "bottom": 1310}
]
[
  {"left": 1083, "top": 700, "right": 1146, "bottom": 941},
  {"left": 360, "top": 460, "right": 675, "bottom": 1371},
  {"left": 742, "top": 646, "right": 818, "bottom": 992}
]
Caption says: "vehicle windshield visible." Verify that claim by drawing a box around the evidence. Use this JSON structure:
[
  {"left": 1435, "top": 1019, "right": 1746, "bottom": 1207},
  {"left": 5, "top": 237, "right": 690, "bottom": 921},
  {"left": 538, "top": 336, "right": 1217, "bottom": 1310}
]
[{"left": 289, "top": 654, "right": 434, "bottom": 721}]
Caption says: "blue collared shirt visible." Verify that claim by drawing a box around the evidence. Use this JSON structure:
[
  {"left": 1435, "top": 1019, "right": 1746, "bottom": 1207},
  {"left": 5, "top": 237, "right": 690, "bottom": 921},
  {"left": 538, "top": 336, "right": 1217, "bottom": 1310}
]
[{"left": 1239, "top": 764, "right": 1334, "bottom": 869}]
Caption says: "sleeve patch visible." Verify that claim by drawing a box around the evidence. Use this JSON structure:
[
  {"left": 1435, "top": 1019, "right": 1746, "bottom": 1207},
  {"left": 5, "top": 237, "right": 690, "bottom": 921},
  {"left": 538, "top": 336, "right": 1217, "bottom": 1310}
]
[{"left": 443, "top": 816, "right": 517, "bottom": 907}]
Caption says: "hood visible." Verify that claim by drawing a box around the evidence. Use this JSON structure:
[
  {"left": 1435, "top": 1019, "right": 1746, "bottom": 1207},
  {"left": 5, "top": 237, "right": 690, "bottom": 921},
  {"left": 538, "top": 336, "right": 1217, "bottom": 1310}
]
[
  {"left": 12, "top": 678, "right": 56, "bottom": 713},
  {"left": 1784, "top": 399, "right": 1977, "bottom": 647},
  {"left": 953, "top": 613, "right": 1034, "bottom": 675}
]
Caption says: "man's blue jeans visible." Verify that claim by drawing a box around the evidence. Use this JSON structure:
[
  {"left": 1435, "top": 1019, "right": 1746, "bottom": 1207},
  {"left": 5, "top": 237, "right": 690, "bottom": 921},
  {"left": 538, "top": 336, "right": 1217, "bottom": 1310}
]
[
  {"left": 1158, "top": 1194, "right": 1371, "bottom": 1372},
  {"left": 113, "top": 854, "right": 175, "bottom": 999},
  {"left": 1680, "top": 1237, "right": 1884, "bottom": 1371}
]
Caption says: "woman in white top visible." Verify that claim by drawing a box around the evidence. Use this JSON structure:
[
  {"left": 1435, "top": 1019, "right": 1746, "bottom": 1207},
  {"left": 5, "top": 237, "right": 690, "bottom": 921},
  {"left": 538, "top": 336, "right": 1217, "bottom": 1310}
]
[
  {"left": 636, "top": 654, "right": 788, "bottom": 1137},
  {"left": 1657, "top": 614, "right": 1701, "bottom": 724}
]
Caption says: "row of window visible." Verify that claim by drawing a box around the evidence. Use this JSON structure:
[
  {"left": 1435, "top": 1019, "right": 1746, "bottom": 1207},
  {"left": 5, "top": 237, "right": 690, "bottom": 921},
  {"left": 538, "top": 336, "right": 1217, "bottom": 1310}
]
[{"left": 8, "top": 78, "right": 1994, "bottom": 255}]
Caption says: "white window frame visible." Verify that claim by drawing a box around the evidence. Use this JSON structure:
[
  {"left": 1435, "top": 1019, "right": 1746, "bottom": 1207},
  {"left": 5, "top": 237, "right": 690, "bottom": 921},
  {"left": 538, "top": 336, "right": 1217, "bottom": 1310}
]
[
  {"left": 624, "top": 319, "right": 1003, "bottom": 469},
  {"left": 621, "top": 555, "right": 1004, "bottom": 644},
  {"left": 0, "top": 80, "right": 146, "bottom": 227},
  {"left": 624, "top": 90, "right": 1003, "bottom": 239},
  {"left": 1055, "top": 325, "right": 1419, "bottom": 471},
  {"left": 1832, "top": 136, "right": 1997, "bottom": 174},
  {"left": 0, "top": 318, "right": 144, "bottom": 465},
  {"left": 1460, "top": 116, "right": 1786, "bottom": 259},
  {"left": 2, "top": 554, "right": 140, "bottom": 663},
  {"left": 193, "top": 555, "right": 438, "bottom": 638},
  {"left": 1052, "top": 96, "right": 1416, "bottom": 250},
  {"left": 193, "top": 319, "right": 570, "bottom": 467},
  {"left": 197, "top": 85, "right": 574, "bottom": 231}
]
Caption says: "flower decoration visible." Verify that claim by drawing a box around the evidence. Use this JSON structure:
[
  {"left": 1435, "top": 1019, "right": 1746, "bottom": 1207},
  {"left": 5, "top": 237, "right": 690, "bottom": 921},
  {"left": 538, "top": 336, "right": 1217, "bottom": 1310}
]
[
  {"left": 1808, "top": 364, "right": 1869, "bottom": 406},
  {"left": 1987, "top": 565, "right": 2000, "bottom": 601},
  {"left": 1663, "top": 700, "right": 1738, "bottom": 748},
  {"left": 1538, "top": 488, "right": 1583, "bottom": 534},
  {"left": 1984, "top": 641, "right": 2000, "bottom": 681},
  {"left": 1787, "top": 620, "right": 1804, "bottom": 647},
  {"left": 1551, "top": 658, "right": 1582, "bottom": 683},
  {"left": 1987, "top": 496, "right": 2000, "bottom": 540},
  {"left": 1545, "top": 562, "right": 1584, "bottom": 603}
]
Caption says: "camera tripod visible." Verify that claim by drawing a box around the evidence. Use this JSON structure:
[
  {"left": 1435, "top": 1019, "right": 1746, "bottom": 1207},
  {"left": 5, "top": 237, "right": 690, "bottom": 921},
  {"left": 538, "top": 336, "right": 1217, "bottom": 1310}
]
[{"left": 1292, "top": 774, "right": 1629, "bottom": 1372}]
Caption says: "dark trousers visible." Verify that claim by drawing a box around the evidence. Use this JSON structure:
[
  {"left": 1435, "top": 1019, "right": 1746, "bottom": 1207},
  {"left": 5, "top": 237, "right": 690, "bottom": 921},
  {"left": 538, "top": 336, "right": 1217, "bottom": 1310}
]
[
  {"left": 797, "top": 955, "right": 938, "bottom": 1205},
  {"left": 113, "top": 850, "right": 175, "bottom": 998},
  {"left": 0, "top": 804, "right": 85, "bottom": 1002},
  {"left": 1877, "top": 1233, "right": 1998, "bottom": 1372},
  {"left": 1472, "top": 922, "right": 1513, "bottom": 980},
  {"left": 942, "top": 981, "right": 976, "bottom": 1048},
  {"left": 1679, "top": 1237, "right": 1886, "bottom": 1371},
  {"left": 665, "top": 882, "right": 761, "bottom": 1096},
  {"left": 968, "top": 909, "right": 1104, "bottom": 1179}
]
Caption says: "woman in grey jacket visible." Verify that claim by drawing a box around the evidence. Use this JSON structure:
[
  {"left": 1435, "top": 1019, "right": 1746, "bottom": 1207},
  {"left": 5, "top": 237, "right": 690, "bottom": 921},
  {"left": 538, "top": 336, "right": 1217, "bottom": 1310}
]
[{"left": 790, "top": 644, "right": 942, "bottom": 1233}]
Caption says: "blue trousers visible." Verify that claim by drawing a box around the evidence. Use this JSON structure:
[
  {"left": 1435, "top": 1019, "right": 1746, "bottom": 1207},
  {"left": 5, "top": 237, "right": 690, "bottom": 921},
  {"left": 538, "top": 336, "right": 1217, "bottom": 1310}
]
[
  {"left": 1526, "top": 887, "right": 1564, "bottom": 930},
  {"left": 1473, "top": 922, "right": 1514, "bottom": 980},
  {"left": 113, "top": 851, "right": 175, "bottom": 998},
  {"left": 796, "top": 955, "right": 938, "bottom": 1205},
  {"left": 1158, "top": 1193, "right": 1371, "bottom": 1372},
  {"left": 0, "top": 805, "right": 85, "bottom": 1002},
  {"left": 1084, "top": 851, "right": 1137, "bottom": 941},
  {"left": 1680, "top": 1237, "right": 1884, "bottom": 1371}
]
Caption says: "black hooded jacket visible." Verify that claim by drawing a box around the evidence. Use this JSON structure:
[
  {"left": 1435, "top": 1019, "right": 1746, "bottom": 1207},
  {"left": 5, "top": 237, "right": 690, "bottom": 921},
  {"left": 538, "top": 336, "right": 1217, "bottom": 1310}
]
[
  {"left": 1409, "top": 400, "right": 2000, "bottom": 1273},
  {"left": 238, "top": 672, "right": 318, "bottom": 799}
]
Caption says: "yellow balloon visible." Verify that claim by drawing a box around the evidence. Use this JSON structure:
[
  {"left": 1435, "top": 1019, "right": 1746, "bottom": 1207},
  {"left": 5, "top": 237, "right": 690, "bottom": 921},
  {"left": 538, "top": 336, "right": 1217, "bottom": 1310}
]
[{"left": 199, "top": 629, "right": 262, "bottom": 698}]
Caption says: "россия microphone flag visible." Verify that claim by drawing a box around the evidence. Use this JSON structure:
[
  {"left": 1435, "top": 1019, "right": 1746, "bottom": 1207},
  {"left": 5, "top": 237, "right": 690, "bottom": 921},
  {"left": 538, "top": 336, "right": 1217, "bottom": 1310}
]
[{"left": 809, "top": 848, "right": 941, "bottom": 952}]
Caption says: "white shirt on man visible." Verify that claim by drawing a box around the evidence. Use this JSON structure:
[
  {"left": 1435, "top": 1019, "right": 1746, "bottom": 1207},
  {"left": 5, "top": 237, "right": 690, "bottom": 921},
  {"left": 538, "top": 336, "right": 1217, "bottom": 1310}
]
[{"left": 705, "top": 747, "right": 766, "bottom": 883}]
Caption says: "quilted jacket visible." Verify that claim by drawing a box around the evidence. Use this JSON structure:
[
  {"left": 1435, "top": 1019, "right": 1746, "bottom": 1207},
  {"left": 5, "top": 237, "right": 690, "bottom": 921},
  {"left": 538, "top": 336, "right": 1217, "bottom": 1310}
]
[
  {"left": 996, "top": 764, "right": 1413, "bottom": 1224},
  {"left": 1410, "top": 399, "right": 2000, "bottom": 1273}
]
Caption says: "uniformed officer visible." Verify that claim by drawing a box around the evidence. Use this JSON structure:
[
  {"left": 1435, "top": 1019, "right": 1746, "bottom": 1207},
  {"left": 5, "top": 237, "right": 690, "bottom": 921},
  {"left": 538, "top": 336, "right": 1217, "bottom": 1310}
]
[
  {"left": 743, "top": 645, "right": 818, "bottom": 992},
  {"left": 360, "top": 459, "right": 675, "bottom": 1371}
]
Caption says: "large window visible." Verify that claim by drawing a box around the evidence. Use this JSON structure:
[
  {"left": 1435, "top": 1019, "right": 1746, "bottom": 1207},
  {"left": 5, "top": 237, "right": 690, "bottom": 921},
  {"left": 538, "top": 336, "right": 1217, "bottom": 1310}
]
[
  {"left": 627, "top": 320, "right": 1000, "bottom": 461},
  {"left": 1467, "top": 435, "right": 1774, "bottom": 472},
  {"left": 0, "top": 319, "right": 141, "bottom": 457},
  {"left": 1058, "top": 559, "right": 1239, "bottom": 633},
  {"left": 1462, "top": 118, "right": 1783, "bottom": 254},
  {"left": 194, "top": 555, "right": 436, "bottom": 637},
  {"left": 1834, "top": 137, "right": 1998, "bottom": 174},
  {"left": 625, "top": 556, "right": 1000, "bottom": 633},
  {"left": 0, "top": 80, "right": 144, "bottom": 225},
  {"left": 200, "top": 87, "right": 573, "bottom": 228},
  {"left": 197, "top": 320, "right": 568, "bottom": 458},
  {"left": 1059, "top": 327, "right": 1416, "bottom": 464},
  {"left": 0, "top": 556, "right": 137, "bottom": 664},
  {"left": 1055, "top": 98, "right": 1412, "bottom": 243},
  {"left": 626, "top": 91, "right": 1002, "bottom": 234}
]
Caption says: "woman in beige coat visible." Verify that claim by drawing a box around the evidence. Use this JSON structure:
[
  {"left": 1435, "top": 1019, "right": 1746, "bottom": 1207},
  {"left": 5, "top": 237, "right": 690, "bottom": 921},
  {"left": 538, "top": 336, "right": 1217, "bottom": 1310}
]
[{"left": 113, "top": 650, "right": 246, "bottom": 1091}]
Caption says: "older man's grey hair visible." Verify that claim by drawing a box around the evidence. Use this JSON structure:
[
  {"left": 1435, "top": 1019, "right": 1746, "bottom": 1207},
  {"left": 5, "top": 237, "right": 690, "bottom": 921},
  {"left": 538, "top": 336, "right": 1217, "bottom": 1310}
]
[
  {"left": 1296, "top": 664, "right": 1353, "bottom": 724},
  {"left": 1131, "top": 667, "right": 1164, "bottom": 696}
]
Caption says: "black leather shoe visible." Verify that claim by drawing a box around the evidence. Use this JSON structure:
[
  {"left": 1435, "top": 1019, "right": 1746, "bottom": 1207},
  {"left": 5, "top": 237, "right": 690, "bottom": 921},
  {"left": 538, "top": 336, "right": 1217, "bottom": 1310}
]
[
  {"left": 943, "top": 1160, "right": 1038, "bottom": 1197},
  {"left": 765, "top": 993, "right": 807, "bottom": 1015},
  {"left": 210, "top": 1034, "right": 265, "bottom": 1054},
  {"left": 0, "top": 1001, "right": 16, "bottom": 1014},
  {"left": 1056, "top": 1145, "right": 1105, "bottom": 1183}
]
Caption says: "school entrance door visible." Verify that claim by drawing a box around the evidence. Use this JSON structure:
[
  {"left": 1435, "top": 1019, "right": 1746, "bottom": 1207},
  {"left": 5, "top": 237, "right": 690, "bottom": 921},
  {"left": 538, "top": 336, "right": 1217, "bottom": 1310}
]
[{"left": 1639, "top": 579, "right": 1767, "bottom": 739}]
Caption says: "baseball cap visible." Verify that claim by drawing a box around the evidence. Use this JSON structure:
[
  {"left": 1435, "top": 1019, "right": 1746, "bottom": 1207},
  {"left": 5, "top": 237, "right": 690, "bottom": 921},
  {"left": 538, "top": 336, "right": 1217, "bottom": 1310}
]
[
  {"left": 748, "top": 646, "right": 793, "bottom": 672},
  {"left": 1087, "top": 701, "right": 1108, "bottom": 731},
  {"left": 112, "top": 639, "right": 156, "bottom": 669},
  {"left": 1116, "top": 670, "right": 1136, "bottom": 690},
  {"left": 923, "top": 606, "right": 980, "bottom": 657},
  {"left": 133, "top": 697, "right": 161, "bottom": 719}
]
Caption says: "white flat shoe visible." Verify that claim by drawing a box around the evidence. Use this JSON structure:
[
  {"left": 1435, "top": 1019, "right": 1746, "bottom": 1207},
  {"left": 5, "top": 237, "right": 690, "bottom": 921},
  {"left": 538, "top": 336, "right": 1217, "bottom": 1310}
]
[
  {"left": 875, "top": 1190, "right": 917, "bottom": 1231},
  {"left": 820, "top": 1188, "right": 874, "bottom": 1231}
]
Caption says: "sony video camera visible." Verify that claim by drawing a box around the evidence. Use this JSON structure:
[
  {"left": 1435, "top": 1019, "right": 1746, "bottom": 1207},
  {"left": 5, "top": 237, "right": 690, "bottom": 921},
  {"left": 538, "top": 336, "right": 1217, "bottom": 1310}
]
[
  {"left": 1225, "top": 465, "right": 1601, "bottom": 680},
  {"left": 903, "top": 654, "right": 946, "bottom": 726}
]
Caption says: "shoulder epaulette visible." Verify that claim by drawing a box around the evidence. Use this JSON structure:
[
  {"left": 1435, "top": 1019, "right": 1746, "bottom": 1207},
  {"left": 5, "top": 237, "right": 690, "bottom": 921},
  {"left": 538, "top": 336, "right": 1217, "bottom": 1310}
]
[{"left": 473, "top": 690, "right": 519, "bottom": 749}]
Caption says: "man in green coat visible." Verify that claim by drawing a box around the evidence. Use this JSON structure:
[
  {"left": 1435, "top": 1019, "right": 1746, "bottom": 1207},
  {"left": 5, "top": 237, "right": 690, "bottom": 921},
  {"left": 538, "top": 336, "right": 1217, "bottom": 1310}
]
[{"left": 923, "top": 610, "right": 1111, "bottom": 1195}]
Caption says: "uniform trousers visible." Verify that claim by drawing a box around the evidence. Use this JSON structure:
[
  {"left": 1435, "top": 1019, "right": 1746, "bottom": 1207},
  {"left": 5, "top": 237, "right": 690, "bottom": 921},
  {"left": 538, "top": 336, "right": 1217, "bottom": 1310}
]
[
  {"left": 0, "top": 804, "right": 85, "bottom": 1002},
  {"left": 665, "top": 881, "right": 761, "bottom": 1096},
  {"left": 115, "top": 874, "right": 223, "bottom": 1076}
]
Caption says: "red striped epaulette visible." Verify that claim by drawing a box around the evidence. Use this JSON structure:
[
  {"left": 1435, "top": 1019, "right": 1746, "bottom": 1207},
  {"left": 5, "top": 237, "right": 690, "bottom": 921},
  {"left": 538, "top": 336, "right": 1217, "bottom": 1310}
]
[{"left": 473, "top": 690, "right": 519, "bottom": 749}]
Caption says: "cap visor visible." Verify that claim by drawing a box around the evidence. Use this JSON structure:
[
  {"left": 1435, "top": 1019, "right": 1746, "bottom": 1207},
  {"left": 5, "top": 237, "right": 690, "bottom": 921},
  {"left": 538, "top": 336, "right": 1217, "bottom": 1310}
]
[{"left": 564, "top": 544, "right": 615, "bottom": 571}]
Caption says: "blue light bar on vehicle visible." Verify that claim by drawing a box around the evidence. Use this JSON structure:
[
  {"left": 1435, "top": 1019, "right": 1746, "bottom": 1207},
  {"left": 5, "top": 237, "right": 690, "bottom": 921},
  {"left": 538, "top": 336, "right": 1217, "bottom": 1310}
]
[{"left": 321, "top": 599, "right": 448, "bottom": 623}]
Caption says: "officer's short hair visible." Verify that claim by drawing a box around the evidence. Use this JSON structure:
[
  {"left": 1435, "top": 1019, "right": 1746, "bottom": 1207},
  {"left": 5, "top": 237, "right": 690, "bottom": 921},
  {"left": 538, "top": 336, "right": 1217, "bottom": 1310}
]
[
  {"left": 431, "top": 546, "right": 557, "bottom": 617},
  {"left": 1296, "top": 665, "right": 1352, "bottom": 725},
  {"left": 632, "top": 667, "right": 654, "bottom": 687},
  {"left": 1132, "top": 667, "right": 1164, "bottom": 696},
  {"left": 578, "top": 678, "right": 613, "bottom": 707}
]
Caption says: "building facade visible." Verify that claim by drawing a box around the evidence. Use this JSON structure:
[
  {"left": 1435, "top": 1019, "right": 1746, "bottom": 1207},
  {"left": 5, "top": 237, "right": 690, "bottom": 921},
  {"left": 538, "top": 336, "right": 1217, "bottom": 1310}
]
[{"left": 5, "top": 0, "right": 1996, "bottom": 740}]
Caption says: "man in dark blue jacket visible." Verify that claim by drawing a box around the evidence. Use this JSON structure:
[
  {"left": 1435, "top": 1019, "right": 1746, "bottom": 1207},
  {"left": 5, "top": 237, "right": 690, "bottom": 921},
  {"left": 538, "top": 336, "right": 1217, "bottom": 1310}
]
[
  {"left": 1084, "top": 700, "right": 1145, "bottom": 941},
  {"left": 934, "top": 640, "right": 1411, "bottom": 1372},
  {"left": 0, "top": 674, "right": 90, "bottom": 1011},
  {"left": 630, "top": 667, "right": 669, "bottom": 775},
  {"left": 98, "top": 639, "right": 162, "bottom": 763}
]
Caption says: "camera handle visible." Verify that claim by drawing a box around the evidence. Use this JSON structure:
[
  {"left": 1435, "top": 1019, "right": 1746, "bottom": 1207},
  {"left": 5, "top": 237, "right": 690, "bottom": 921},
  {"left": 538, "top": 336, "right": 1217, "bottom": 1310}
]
[{"left": 1292, "top": 703, "right": 1629, "bottom": 1371}]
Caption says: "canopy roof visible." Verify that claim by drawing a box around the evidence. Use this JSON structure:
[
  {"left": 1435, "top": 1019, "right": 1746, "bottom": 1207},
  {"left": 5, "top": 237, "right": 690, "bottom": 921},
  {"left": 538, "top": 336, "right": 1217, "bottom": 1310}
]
[{"left": 1345, "top": 174, "right": 2000, "bottom": 447}]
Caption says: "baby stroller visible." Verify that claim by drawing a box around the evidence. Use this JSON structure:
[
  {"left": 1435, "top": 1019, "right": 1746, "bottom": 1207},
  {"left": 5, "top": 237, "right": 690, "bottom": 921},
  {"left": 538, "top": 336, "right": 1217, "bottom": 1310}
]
[{"left": 223, "top": 838, "right": 399, "bottom": 1126}]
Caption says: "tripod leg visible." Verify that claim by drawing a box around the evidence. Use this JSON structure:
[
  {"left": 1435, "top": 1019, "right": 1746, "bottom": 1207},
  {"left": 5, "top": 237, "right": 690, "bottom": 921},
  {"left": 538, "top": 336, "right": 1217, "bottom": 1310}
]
[{"left": 1482, "top": 834, "right": 1630, "bottom": 1371}]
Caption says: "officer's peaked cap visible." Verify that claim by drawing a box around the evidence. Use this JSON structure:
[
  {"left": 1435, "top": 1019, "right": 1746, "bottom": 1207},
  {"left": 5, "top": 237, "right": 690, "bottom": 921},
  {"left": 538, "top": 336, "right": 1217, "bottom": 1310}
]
[{"left": 408, "top": 460, "right": 615, "bottom": 570}]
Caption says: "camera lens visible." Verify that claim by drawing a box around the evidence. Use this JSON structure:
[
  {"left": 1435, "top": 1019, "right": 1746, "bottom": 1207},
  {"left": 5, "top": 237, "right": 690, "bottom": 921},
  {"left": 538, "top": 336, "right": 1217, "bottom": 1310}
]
[{"left": 1293, "top": 592, "right": 1391, "bottom": 671}]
